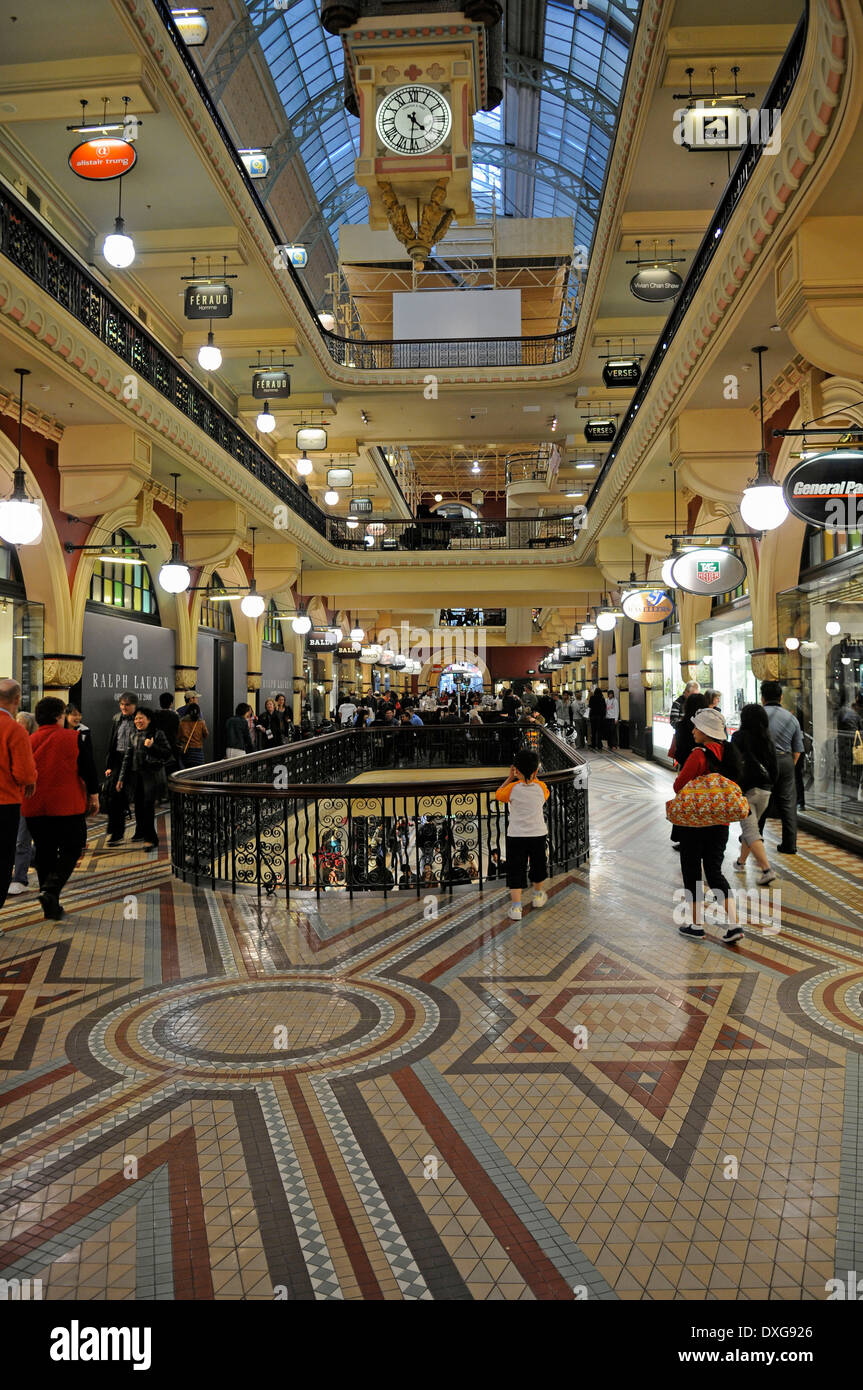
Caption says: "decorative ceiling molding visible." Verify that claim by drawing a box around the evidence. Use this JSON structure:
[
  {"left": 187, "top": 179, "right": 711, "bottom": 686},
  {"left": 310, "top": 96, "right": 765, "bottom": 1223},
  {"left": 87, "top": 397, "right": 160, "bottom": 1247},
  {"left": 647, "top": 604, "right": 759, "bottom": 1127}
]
[{"left": 0, "top": 387, "right": 64, "bottom": 442}]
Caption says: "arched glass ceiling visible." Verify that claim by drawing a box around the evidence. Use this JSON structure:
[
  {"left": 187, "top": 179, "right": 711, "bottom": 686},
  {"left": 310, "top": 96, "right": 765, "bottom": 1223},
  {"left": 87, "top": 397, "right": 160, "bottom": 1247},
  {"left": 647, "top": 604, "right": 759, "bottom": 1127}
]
[{"left": 241, "top": 0, "right": 639, "bottom": 255}]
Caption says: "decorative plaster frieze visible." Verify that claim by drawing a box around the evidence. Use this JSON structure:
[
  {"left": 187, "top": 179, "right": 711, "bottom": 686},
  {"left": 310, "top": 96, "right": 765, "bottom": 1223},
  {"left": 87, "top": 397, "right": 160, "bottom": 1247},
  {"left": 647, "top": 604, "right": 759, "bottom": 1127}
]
[
  {"left": 0, "top": 387, "right": 64, "bottom": 442},
  {"left": 578, "top": 0, "right": 851, "bottom": 556}
]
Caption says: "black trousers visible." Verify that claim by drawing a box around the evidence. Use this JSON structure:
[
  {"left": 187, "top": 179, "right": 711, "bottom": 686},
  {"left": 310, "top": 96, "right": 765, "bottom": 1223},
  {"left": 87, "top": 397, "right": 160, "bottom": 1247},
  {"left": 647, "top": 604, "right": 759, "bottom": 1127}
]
[
  {"left": 505, "top": 834, "right": 548, "bottom": 890},
  {"left": 604, "top": 718, "right": 617, "bottom": 750},
  {"left": 758, "top": 751, "right": 797, "bottom": 850},
  {"left": 133, "top": 794, "right": 157, "bottom": 843},
  {"left": 590, "top": 717, "right": 604, "bottom": 750},
  {"left": 0, "top": 801, "right": 20, "bottom": 910},
  {"left": 678, "top": 824, "right": 731, "bottom": 905},
  {"left": 26, "top": 814, "right": 87, "bottom": 901},
  {"left": 105, "top": 762, "right": 128, "bottom": 839}
]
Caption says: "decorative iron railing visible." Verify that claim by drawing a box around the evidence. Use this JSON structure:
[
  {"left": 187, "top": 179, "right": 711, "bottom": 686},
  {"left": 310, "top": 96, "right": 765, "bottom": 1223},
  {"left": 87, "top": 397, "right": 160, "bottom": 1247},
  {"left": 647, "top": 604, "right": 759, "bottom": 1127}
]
[
  {"left": 587, "top": 9, "right": 809, "bottom": 508},
  {"left": 170, "top": 723, "right": 589, "bottom": 899},
  {"left": 326, "top": 514, "right": 576, "bottom": 552}
]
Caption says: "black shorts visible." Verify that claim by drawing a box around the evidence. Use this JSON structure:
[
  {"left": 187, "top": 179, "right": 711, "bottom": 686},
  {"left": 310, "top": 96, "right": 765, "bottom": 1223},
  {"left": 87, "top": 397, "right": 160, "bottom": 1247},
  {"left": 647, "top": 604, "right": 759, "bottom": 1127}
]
[{"left": 505, "top": 835, "right": 548, "bottom": 890}]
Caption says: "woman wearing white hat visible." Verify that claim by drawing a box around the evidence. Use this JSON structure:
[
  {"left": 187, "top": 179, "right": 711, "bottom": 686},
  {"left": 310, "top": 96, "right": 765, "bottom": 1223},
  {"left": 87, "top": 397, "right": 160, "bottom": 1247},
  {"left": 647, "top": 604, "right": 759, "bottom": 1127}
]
[{"left": 670, "top": 706, "right": 747, "bottom": 945}]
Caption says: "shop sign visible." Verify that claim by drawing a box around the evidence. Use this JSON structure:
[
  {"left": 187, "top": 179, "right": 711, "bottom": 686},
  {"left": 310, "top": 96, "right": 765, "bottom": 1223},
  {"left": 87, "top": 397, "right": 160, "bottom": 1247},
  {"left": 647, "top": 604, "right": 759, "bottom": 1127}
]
[
  {"left": 563, "top": 638, "right": 592, "bottom": 659},
  {"left": 349, "top": 497, "right": 373, "bottom": 514},
  {"left": 240, "top": 151, "right": 269, "bottom": 179},
  {"left": 327, "top": 467, "right": 353, "bottom": 489},
  {"left": 306, "top": 629, "right": 339, "bottom": 652},
  {"left": 173, "top": 9, "right": 209, "bottom": 45},
  {"left": 630, "top": 267, "right": 682, "bottom": 302},
  {"left": 296, "top": 426, "right": 327, "bottom": 452},
  {"left": 275, "top": 244, "right": 308, "bottom": 269},
  {"left": 584, "top": 417, "right": 616, "bottom": 444},
  {"left": 670, "top": 546, "right": 747, "bottom": 596},
  {"left": 621, "top": 589, "right": 675, "bottom": 624},
  {"left": 184, "top": 284, "right": 233, "bottom": 319},
  {"left": 602, "top": 359, "right": 641, "bottom": 389},
  {"left": 782, "top": 451, "right": 863, "bottom": 532},
  {"left": 251, "top": 370, "right": 291, "bottom": 399},
  {"left": 69, "top": 137, "right": 137, "bottom": 181},
  {"left": 337, "top": 642, "right": 361, "bottom": 657}
]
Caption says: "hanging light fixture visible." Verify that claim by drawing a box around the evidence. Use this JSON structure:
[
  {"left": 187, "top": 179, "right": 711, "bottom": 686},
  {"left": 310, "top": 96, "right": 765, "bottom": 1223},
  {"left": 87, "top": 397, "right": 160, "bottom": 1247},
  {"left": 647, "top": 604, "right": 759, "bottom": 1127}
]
[
  {"left": 826, "top": 620, "right": 841, "bottom": 636},
  {"left": 0, "top": 369, "right": 43, "bottom": 546},
  {"left": 240, "top": 527, "right": 266, "bottom": 618},
  {"left": 740, "top": 346, "right": 789, "bottom": 531},
  {"left": 197, "top": 320, "right": 222, "bottom": 372},
  {"left": 296, "top": 453, "right": 313, "bottom": 476},
  {"left": 158, "top": 472, "right": 191, "bottom": 593},
  {"left": 661, "top": 473, "right": 681, "bottom": 588},
  {"left": 346, "top": 517, "right": 359, "bottom": 530},
  {"left": 102, "top": 175, "right": 135, "bottom": 269},
  {"left": 324, "top": 488, "right": 339, "bottom": 506},
  {"left": 596, "top": 593, "right": 616, "bottom": 632},
  {"left": 785, "top": 636, "right": 800, "bottom": 650},
  {"left": 581, "top": 619, "right": 599, "bottom": 641},
  {"left": 291, "top": 561, "right": 311, "bottom": 633},
  {"left": 350, "top": 625, "right": 364, "bottom": 641},
  {"left": 256, "top": 402, "right": 276, "bottom": 434}
]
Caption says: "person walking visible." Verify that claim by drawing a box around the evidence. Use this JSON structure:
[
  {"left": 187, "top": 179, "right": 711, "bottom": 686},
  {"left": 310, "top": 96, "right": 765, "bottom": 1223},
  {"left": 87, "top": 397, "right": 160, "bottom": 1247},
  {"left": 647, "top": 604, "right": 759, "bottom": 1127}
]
[
  {"left": 573, "top": 693, "right": 588, "bottom": 749},
  {"left": 672, "top": 707, "right": 746, "bottom": 945},
  {"left": 116, "top": 707, "right": 173, "bottom": 850},
  {"left": 7, "top": 709, "right": 37, "bottom": 898},
  {"left": 104, "top": 691, "right": 137, "bottom": 846},
  {"left": 669, "top": 692, "right": 707, "bottom": 851},
  {"left": 495, "top": 747, "right": 550, "bottom": 921},
  {"left": 536, "top": 690, "right": 556, "bottom": 725},
  {"left": 588, "top": 687, "right": 606, "bottom": 750},
  {"left": 670, "top": 680, "right": 700, "bottom": 729},
  {"left": 21, "top": 696, "right": 99, "bottom": 921},
  {"left": 225, "top": 703, "right": 254, "bottom": 759},
  {"left": 150, "top": 694, "right": 179, "bottom": 760},
  {"left": 758, "top": 681, "right": 804, "bottom": 854},
  {"left": 0, "top": 679, "right": 37, "bottom": 922},
  {"left": 555, "top": 691, "right": 571, "bottom": 731},
  {"left": 731, "top": 703, "right": 779, "bottom": 885},
  {"left": 177, "top": 702, "right": 209, "bottom": 768},
  {"left": 605, "top": 690, "right": 619, "bottom": 750}
]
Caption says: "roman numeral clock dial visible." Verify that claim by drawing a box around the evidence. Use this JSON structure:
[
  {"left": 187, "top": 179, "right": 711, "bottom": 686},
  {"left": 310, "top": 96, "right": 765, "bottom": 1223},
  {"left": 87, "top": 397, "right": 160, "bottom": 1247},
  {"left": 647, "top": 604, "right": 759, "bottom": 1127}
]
[{"left": 375, "top": 85, "right": 452, "bottom": 155}]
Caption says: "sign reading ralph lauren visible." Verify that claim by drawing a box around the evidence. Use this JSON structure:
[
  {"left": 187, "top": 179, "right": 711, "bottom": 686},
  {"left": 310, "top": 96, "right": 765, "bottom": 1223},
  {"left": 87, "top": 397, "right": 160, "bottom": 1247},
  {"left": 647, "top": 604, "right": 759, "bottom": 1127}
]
[
  {"left": 782, "top": 451, "right": 863, "bottom": 532},
  {"left": 251, "top": 370, "right": 291, "bottom": 400},
  {"left": 80, "top": 611, "right": 175, "bottom": 770},
  {"left": 184, "top": 284, "right": 233, "bottom": 320}
]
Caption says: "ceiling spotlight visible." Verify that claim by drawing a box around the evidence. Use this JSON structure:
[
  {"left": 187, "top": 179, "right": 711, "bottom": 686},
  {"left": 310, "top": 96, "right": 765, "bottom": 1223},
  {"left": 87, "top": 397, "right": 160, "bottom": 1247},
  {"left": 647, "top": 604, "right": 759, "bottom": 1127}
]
[
  {"left": 785, "top": 636, "right": 800, "bottom": 650},
  {"left": 296, "top": 454, "right": 313, "bottom": 475},
  {"left": 256, "top": 402, "right": 276, "bottom": 434},
  {"left": 102, "top": 216, "right": 135, "bottom": 269},
  {"left": 197, "top": 331, "right": 222, "bottom": 371},
  {"left": 471, "top": 460, "right": 480, "bottom": 473},
  {"left": 826, "top": 620, "right": 841, "bottom": 636},
  {"left": 360, "top": 410, "right": 369, "bottom": 425},
  {"left": 324, "top": 489, "right": 339, "bottom": 506}
]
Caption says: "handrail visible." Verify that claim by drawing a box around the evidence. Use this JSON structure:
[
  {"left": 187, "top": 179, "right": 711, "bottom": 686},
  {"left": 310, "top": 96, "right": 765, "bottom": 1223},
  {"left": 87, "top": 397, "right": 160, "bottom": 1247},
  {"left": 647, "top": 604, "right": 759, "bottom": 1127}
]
[
  {"left": 587, "top": 9, "right": 809, "bottom": 512},
  {"left": 0, "top": 176, "right": 330, "bottom": 538}
]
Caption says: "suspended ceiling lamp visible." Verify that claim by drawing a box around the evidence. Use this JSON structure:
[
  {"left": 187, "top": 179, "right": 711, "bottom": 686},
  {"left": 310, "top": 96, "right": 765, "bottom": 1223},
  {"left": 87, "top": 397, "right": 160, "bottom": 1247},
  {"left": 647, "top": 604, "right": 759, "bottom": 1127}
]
[
  {"left": 240, "top": 527, "right": 266, "bottom": 618},
  {"left": 581, "top": 620, "right": 599, "bottom": 641},
  {"left": 346, "top": 517, "right": 359, "bottom": 529},
  {"left": 826, "top": 620, "right": 841, "bottom": 636},
  {"left": 256, "top": 402, "right": 276, "bottom": 434},
  {"left": 291, "top": 611, "right": 311, "bottom": 634},
  {"left": 324, "top": 488, "right": 339, "bottom": 506},
  {"left": 350, "top": 625, "right": 364, "bottom": 641},
  {"left": 102, "top": 175, "right": 135, "bottom": 269},
  {"left": 785, "top": 636, "right": 800, "bottom": 650},
  {"left": 739, "top": 346, "right": 789, "bottom": 531},
  {"left": 0, "top": 369, "right": 43, "bottom": 546},
  {"left": 596, "top": 597, "right": 617, "bottom": 632},
  {"left": 197, "top": 322, "right": 222, "bottom": 372},
  {"left": 158, "top": 472, "right": 191, "bottom": 593},
  {"left": 296, "top": 454, "right": 313, "bottom": 476}
]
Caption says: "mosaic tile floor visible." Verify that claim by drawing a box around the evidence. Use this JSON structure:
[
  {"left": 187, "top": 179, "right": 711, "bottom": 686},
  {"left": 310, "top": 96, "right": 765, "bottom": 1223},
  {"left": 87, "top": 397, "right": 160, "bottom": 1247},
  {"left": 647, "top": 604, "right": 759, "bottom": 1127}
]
[{"left": 1, "top": 750, "right": 862, "bottom": 1301}]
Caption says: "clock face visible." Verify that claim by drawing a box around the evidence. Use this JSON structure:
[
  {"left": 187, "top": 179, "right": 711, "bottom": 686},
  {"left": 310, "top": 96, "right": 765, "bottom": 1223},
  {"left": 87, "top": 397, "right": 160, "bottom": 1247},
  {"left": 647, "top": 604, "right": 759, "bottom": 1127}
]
[{"left": 375, "top": 85, "right": 452, "bottom": 155}]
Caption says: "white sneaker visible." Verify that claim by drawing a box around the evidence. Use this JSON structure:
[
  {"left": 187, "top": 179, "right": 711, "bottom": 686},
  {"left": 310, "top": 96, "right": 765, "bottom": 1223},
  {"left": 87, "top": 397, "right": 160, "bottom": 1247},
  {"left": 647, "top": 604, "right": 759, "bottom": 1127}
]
[
  {"left": 532, "top": 890, "right": 548, "bottom": 908},
  {"left": 508, "top": 904, "right": 523, "bottom": 920},
  {"left": 6, "top": 882, "right": 27, "bottom": 896}
]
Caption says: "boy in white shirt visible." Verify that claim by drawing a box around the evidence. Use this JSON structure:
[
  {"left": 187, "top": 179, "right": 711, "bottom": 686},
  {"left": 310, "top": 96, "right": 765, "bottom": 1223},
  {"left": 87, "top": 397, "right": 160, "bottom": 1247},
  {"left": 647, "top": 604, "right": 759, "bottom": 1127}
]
[{"left": 495, "top": 748, "right": 550, "bottom": 920}]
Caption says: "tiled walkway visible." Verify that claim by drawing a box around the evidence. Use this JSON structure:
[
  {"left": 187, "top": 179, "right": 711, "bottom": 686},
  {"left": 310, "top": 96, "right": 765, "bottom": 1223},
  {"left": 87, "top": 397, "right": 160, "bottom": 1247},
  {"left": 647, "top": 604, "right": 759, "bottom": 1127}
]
[{"left": 1, "top": 751, "right": 861, "bottom": 1300}]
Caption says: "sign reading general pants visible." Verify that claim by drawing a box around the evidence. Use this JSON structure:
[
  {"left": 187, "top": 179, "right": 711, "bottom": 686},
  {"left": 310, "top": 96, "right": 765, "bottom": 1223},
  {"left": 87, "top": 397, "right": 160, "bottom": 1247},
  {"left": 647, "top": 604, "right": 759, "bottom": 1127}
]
[
  {"left": 621, "top": 589, "right": 675, "bottom": 624},
  {"left": 584, "top": 417, "right": 616, "bottom": 443},
  {"left": 602, "top": 359, "right": 641, "bottom": 388},
  {"left": 782, "top": 451, "right": 863, "bottom": 531},
  {"left": 670, "top": 546, "right": 747, "bottom": 596},
  {"left": 251, "top": 370, "right": 291, "bottom": 400},
  {"left": 184, "top": 284, "right": 233, "bottom": 319},
  {"left": 630, "top": 267, "right": 683, "bottom": 302},
  {"left": 69, "top": 137, "right": 137, "bottom": 181}
]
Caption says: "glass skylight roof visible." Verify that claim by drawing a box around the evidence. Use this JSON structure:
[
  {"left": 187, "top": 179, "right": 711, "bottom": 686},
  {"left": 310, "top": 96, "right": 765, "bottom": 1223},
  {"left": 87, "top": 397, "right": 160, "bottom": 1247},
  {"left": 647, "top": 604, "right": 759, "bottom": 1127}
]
[{"left": 242, "top": 0, "right": 640, "bottom": 258}]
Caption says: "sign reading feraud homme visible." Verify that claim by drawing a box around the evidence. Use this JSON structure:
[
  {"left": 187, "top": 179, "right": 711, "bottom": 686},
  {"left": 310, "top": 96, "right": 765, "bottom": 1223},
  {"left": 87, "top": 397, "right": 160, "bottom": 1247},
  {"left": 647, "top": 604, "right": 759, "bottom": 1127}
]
[
  {"left": 783, "top": 451, "right": 863, "bottom": 531},
  {"left": 671, "top": 546, "right": 747, "bottom": 596},
  {"left": 184, "top": 283, "right": 233, "bottom": 319},
  {"left": 621, "top": 589, "right": 675, "bottom": 625},
  {"left": 602, "top": 359, "right": 641, "bottom": 389},
  {"left": 251, "top": 370, "right": 291, "bottom": 400}
]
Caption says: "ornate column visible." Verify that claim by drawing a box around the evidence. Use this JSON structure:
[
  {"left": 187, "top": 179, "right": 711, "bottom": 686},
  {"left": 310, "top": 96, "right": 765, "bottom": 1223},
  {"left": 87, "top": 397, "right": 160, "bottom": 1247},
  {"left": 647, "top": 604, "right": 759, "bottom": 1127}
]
[{"left": 43, "top": 653, "right": 83, "bottom": 702}]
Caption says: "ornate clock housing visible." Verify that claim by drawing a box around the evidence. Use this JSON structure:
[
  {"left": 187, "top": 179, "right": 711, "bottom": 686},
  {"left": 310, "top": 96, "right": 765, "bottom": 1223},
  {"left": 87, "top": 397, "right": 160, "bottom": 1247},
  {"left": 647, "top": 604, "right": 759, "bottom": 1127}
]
[{"left": 375, "top": 85, "right": 452, "bottom": 155}]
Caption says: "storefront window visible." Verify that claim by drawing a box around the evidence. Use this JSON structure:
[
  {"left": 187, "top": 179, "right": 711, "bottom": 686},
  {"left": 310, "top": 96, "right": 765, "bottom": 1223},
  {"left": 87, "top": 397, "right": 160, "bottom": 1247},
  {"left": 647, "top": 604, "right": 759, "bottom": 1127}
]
[
  {"left": 652, "top": 631, "right": 680, "bottom": 756},
  {"left": 0, "top": 543, "right": 43, "bottom": 708},
  {"left": 695, "top": 609, "right": 757, "bottom": 734}
]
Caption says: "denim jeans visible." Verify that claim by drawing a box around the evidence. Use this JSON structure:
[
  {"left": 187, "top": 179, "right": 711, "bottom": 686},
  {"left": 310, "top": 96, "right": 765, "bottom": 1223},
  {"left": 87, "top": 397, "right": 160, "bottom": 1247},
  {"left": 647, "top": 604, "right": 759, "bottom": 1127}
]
[{"left": 14, "top": 809, "right": 34, "bottom": 884}]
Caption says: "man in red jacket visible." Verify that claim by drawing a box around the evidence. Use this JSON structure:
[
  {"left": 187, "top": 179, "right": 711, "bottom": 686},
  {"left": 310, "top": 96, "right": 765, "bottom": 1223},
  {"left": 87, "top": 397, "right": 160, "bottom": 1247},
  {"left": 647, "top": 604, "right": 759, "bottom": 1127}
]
[
  {"left": 21, "top": 696, "right": 99, "bottom": 921},
  {"left": 0, "top": 677, "right": 37, "bottom": 926}
]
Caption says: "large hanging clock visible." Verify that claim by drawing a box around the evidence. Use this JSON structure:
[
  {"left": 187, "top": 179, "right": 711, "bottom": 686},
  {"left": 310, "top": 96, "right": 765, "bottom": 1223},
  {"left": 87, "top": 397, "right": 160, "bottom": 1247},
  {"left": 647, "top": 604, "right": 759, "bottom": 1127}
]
[{"left": 375, "top": 85, "right": 452, "bottom": 155}]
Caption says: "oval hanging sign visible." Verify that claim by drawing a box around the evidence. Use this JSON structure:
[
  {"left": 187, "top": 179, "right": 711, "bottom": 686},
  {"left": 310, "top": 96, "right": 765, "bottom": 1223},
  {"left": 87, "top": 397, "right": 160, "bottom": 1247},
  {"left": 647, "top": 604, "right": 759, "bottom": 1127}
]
[
  {"left": 670, "top": 546, "right": 747, "bottom": 596},
  {"left": 630, "top": 267, "right": 683, "bottom": 303},
  {"left": 621, "top": 589, "right": 675, "bottom": 625},
  {"left": 69, "top": 137, "right": 137, "bottom": 181},
  {"left": 782, "top": 450, "right": 863, "bottom": 532}
]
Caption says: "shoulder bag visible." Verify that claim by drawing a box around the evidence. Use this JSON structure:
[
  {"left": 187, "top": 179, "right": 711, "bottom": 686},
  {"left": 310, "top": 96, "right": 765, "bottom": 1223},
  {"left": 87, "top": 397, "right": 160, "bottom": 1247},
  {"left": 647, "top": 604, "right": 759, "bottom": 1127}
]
[{"left": 666, "top": 748, "right": 750, "bottom": 827}]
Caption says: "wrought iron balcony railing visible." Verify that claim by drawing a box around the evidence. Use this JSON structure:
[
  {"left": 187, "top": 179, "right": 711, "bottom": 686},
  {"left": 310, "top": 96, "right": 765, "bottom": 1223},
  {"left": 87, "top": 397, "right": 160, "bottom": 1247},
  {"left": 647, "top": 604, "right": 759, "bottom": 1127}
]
[
  {"left": 326, "top": 514, "right": 578, "bottom": 552},
  {"left": 170, "top": 723, "right": 589, "bottom": 899}
]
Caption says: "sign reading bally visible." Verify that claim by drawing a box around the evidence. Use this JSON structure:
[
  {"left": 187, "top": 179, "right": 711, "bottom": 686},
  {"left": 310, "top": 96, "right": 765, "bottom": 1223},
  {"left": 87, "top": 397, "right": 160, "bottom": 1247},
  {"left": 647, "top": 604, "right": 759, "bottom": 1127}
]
[
  {"left": 184, "top": 284, "right": 233, "bottom": 319},
  {"left": 69, "top": 138, "right": 137, "bottom": 181},
  {"left": 782, "top": 451, "right": 863, "bottom": 531},
  {"left": 671, "top": 546, "right": 747, "bottom": 596},
  {"left": 621, "top": 589, "right": 675, "bottom": 624}
]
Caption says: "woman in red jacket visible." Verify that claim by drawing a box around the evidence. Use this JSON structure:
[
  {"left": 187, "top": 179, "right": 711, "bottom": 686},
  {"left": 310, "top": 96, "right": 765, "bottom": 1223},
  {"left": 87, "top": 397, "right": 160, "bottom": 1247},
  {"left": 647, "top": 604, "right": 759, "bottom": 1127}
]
[
  {"left": 22, "top": 697, "right": 99, "bottom": 921},
  {"left": 673, "top": 707, "right": 745, "bottom": 946}
]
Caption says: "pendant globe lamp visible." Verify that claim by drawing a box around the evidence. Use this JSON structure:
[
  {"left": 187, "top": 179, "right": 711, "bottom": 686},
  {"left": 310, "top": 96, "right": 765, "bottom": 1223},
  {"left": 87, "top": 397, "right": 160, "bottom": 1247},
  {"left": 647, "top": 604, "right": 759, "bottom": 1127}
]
[
  {"left": 291, "top": 562, "right": 311, "bottom": 633},
  {"left": 102, "top": 175, "right": 135, "bottom": 269},
  {"left": 240, "top": 528, "right": 265, "bottom": 618},
  {"left": 0, "top": 370, "right": 43, "bottom": 546},
  {"left": 739, "top": 346, "right": 789, "bottom": 531},
  {"left": 158, "top": 472, "right": 191, "bottom": 594},
  {"left": 197, "top": 318, "right": 222, "bottom": 372}
]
